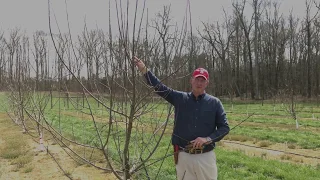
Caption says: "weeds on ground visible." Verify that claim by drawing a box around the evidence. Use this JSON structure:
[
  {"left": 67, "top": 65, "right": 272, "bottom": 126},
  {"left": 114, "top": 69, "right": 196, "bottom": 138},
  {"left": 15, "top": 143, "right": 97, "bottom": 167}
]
[
  {"left": 280, "top": 154, "right": 293, "bottom": 160},
  {"left": 287, "top": 143, "right": 296, "bottom": 149},
  {"left": 0, "top": 118, "right": 34, "bottom": 171},
  {"left": 0, "top": 137, "right": 26, "bottom": 159},
  {"left": 23, "top": 165, "right": 34, "bottom": 173},
  {"left": 258, "top": 140, "right": 271, "bottom": 147},
  {"left": 225, "top": 134, "right": 252, "bottom": 142},
  {"left": 11, "top": 155, "right": 33, "bottom": 168}
]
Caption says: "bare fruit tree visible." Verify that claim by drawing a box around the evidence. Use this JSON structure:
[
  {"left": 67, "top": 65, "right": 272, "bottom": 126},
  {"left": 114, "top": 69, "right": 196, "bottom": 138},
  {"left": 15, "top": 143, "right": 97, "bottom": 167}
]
[{"left": 20, "top": 0, "right": 192, "bottom": 179}]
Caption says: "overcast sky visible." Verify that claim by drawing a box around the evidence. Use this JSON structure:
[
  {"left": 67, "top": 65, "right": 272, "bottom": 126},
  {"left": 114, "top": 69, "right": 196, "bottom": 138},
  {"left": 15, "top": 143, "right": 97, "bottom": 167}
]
[
  {"left": 0, "top": 0, "right": 319, "bottom": 78},
  {"left": 0, "top": 0, "right": 319, "bottom": 36}
]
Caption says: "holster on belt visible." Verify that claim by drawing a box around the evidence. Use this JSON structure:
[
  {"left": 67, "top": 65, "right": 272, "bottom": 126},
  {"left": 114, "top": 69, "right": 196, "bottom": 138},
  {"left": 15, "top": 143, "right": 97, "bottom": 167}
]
[{"left": 173, "top": 145, "right": 179, "bottom": 165}]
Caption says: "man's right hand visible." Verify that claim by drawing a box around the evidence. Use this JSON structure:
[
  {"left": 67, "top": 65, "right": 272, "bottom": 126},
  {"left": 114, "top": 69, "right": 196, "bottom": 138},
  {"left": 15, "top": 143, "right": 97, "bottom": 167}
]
[{"left": 132, "top": 56, "right": 147, "bottom": 74}]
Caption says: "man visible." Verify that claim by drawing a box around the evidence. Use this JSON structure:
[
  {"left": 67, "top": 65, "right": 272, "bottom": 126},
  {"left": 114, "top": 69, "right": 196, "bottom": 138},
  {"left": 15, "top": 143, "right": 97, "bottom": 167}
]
[{"left": 133, "top": 56, "right": 230, "bottom": 180}]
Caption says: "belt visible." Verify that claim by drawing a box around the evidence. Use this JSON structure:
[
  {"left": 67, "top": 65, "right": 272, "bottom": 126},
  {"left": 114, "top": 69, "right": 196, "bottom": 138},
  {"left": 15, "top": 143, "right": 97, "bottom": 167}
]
[{"left": 178, "top": 146, "right": 212, "bottom": 154}]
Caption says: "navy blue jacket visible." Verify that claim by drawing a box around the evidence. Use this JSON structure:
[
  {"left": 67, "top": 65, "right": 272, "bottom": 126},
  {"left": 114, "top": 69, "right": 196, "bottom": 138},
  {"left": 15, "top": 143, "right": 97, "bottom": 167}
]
[{"left": 145, "top": 71, "right": 230, "bottom": 149}]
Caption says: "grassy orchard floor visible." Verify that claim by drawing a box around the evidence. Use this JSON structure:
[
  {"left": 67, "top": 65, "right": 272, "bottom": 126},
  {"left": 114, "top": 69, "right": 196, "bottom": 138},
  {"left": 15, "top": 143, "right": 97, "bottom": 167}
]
[
  {"left": 0, "top": 113, "right": 319, "bottom": 180},
  {"left": 0, "top": 92, "right": 320, "bottom": 179}
]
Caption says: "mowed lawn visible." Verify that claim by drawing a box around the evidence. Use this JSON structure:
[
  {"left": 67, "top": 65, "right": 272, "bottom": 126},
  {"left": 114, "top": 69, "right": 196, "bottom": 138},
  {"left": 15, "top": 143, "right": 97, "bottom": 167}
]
[{"left": 0, "top": 92, "right": 320, "bottom": 179}]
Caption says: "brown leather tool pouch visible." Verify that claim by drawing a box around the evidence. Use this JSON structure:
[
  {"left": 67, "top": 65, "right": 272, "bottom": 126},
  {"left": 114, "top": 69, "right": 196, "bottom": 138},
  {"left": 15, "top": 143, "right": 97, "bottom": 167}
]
[{"left": 173, "top": 145, "right": 179, "bottom": 165}]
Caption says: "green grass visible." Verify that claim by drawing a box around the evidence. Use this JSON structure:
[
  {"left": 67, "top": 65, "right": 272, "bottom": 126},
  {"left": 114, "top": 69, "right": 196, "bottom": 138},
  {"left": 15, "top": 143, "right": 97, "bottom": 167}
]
[
  {"left": 224, "top": 102, "right": 320, "bottom": 116},
  {"left": 216, "top": 148, "right": 320, "bottom": 180},
  {"left": 45, "top": 104, "right": 320, "bottom": 149},
  {"left": 40, "top": 95, "right": 320, "bottom": 179},
  {"left": 0, "top": 92, "right": 9, "bottom": 113},
  {"left": 43, "top": 110, "right": 320, "bottom": 179},
  {"left": 228, "top": 114, "right": 320, "bottom": 127},
  {"left": 1, "top": 92, "right": 320, "bottom": 179},
  {"left": 230, "top": 126, "right": 320, "bottom": 149}
]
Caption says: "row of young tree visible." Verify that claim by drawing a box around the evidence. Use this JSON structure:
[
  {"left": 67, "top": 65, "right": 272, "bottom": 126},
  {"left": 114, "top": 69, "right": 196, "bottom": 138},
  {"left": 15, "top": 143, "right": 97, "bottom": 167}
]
[{"left": 1, "top": 0, "right": 320, "bottom": 100}]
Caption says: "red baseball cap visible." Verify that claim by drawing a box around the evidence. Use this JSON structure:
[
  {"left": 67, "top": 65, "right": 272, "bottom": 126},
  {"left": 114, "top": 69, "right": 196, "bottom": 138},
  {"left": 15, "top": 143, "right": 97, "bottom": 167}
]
[{"left": 192, "top": 68, "right": 209, "bottom": 80}]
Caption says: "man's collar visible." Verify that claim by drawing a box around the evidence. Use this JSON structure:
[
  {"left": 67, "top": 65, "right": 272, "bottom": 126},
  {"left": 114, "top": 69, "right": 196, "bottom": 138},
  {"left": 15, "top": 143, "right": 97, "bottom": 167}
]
[{"left": 190, "top": 92, "right": 206, "bottom": 100}]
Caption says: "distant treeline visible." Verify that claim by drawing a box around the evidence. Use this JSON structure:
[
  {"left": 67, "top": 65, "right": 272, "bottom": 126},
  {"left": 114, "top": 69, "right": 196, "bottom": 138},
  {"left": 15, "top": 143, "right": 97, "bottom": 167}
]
[{"left": 1, "top": 0, "right": 320, "bottom": 100}]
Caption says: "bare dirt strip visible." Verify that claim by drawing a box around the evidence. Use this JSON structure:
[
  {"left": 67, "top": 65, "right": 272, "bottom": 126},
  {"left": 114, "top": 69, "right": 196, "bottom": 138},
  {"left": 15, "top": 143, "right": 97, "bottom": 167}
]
[
  {"left": 0, "top": 113, "right": 116, "bottom": 180},
  {"left": 221, "top": 140, "right": 320, "bottom": 167}
]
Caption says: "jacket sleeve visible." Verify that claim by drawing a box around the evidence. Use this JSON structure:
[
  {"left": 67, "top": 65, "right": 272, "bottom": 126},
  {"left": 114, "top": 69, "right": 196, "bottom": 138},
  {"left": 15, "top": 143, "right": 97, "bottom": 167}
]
[
  {"left": 209, "top": 99, "right": 230, "bottom": 142},
  {"left": 144, "top": 71, "right": 178, "bottom": 105}
]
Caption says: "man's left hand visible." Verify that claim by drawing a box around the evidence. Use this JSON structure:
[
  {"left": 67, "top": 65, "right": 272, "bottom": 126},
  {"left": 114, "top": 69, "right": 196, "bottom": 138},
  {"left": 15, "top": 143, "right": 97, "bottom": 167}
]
[{"left": 190, "top": 137, "right": 208, "bottom": 149}]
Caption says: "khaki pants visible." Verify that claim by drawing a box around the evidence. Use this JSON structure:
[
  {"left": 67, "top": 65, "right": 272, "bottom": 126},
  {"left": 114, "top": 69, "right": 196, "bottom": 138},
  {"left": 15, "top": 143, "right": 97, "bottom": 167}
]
[{"left": 176, "top": 151, "right": 217, "bottom": 180}]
